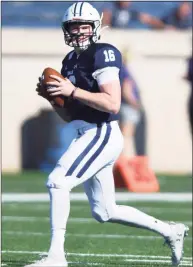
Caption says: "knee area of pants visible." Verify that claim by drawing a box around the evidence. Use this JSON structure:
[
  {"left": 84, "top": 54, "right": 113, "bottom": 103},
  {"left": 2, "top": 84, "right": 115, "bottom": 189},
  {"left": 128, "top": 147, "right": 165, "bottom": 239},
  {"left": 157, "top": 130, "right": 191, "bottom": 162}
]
[
  {"left": 47, "top": 171, "right": 71, "bottom": 191},
  {"left": 92, "top": 207, "right": 111, "bottom": 223}
]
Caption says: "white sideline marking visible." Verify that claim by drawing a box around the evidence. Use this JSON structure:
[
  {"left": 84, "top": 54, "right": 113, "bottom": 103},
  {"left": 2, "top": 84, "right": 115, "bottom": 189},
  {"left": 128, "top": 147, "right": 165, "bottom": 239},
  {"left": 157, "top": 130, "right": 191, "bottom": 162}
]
[
  {"left": 2, "top": 192, "right": 192, "bottom": 202},
  {"left": 3, "top": 231, "right": 192, "bottom": 241},
  {"left": 2, "top": 216, "right": 192, "bottom": 226},
  {"left": 2, "top": 216, "right": 93, "bottom": 223},
  {"left": 2, "top": 250, "right": 192, "bottom": 261}
]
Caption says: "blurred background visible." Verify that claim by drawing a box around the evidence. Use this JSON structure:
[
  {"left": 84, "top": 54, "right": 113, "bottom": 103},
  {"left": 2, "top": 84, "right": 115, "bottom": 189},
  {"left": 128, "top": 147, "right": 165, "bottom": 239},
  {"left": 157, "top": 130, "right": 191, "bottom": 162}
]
[
  {"left": 2, "top": 1, "right": 192, "bottom": 176},
  {"left": 2, "top": 3, "right": 192, "bottom": 266}
]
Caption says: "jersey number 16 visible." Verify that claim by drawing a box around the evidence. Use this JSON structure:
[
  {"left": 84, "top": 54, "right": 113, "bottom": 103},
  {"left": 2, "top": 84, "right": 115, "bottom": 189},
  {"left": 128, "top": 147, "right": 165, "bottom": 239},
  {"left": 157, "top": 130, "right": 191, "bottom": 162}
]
[{"left": 103, "top": 50, "right": 116, "bottom": 62}]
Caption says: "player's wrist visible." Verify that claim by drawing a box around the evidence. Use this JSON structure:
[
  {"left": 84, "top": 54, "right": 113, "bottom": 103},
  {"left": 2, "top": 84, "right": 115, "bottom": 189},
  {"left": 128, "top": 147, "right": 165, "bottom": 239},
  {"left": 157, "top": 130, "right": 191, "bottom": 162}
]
[{"left": 70, "top": 86, "right": 79, "bottom": 99}]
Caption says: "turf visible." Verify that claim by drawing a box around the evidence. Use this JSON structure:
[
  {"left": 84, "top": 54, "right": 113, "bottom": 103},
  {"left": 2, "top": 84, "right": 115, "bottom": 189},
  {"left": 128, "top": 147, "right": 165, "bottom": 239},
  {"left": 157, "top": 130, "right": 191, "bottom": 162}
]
[
  {"left": 2, "top": 171, "right": 192, "bottom": 193},
  {"left": 2, "top": 172, "right": 193, "bottom": 266}
]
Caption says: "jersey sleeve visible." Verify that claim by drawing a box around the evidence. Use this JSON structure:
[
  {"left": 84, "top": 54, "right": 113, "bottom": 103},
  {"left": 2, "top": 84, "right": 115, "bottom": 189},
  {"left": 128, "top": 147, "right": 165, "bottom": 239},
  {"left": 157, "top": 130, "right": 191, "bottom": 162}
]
[{"left": 93, "top": 45, "right": 122, "bottom": 72}]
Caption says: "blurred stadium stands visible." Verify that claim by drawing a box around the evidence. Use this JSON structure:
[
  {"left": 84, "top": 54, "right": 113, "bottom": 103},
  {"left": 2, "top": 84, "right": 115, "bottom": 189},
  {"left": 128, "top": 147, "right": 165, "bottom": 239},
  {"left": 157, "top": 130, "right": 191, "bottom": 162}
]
[{"left": 2, "top": 1, "right": 181, "bottom": 29}]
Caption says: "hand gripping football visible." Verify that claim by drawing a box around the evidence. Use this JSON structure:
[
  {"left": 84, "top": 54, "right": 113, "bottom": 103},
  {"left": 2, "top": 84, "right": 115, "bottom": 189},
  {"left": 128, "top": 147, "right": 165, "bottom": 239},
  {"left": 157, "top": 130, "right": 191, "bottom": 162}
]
[{"left": 40, "top": 67, "right": 68, "bottom": 108}]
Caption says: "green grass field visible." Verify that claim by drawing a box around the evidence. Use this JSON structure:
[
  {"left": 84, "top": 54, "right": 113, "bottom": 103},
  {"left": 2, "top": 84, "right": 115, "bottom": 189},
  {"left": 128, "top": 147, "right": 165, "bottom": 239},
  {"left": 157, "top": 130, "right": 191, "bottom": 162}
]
[
  {"left": 2, "top": 172, "right": 192, "bottom": 267},
  {"left": 2, "top": 172, "right": 192, "bottom": 193}
]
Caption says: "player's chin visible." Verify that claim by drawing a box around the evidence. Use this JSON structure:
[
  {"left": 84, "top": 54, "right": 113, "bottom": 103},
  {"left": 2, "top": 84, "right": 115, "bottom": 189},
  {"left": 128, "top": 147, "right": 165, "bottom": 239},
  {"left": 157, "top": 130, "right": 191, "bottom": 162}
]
[
  {"left": 78, "top": 36, "right": 89, "bottom": 42},
  {"left": 71, "top": 38, "right": 90, "bottom": 47}
]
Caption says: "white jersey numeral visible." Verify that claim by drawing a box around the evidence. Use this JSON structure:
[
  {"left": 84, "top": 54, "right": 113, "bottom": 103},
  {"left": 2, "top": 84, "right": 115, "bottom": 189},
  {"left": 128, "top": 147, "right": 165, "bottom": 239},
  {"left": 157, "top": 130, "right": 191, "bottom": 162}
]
[{"left": 104, "top": 50, "right": 116, "bottom": 62}]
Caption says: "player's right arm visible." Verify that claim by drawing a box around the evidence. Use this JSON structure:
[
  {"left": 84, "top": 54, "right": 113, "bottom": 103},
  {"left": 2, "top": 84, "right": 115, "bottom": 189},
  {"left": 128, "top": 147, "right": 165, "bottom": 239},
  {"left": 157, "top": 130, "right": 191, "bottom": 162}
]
[{"left": 47, "top": 45, "right": 122, "bottom": 114}]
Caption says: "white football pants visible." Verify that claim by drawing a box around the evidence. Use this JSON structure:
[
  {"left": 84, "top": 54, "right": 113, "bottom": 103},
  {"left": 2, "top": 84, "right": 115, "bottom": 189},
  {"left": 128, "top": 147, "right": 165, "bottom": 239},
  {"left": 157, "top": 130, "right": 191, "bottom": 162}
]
[
  {"left": 47, "top": 120, "right": 123, "bottom": 220},
  {"left": 46, "top": 120, "right": 172, "bottom": 260}
]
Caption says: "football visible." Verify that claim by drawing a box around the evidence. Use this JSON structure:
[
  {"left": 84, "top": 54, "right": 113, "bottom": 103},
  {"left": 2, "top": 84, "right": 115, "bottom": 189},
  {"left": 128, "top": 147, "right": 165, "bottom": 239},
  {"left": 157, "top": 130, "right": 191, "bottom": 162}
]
[{"left": 41, "top": 67, "right": 68, "bottom": 108}]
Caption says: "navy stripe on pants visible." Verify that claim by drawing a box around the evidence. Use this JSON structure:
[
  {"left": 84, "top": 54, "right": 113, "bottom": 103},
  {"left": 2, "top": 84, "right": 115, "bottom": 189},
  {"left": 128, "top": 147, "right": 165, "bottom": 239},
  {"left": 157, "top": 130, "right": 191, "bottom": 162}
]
[
  {"left": 65, "top": 126, "right": 102, "bottom": 176},
  {"left": 77, "top": 122, "right": 112, "bottom": 178}
]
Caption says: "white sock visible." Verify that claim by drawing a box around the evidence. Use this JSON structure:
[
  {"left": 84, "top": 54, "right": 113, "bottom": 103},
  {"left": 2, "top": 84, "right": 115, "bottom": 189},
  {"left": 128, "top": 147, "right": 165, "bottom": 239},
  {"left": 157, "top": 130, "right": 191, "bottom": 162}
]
[
  {"left": 47, "top": 187, "right": 70, "bottom": 259},
  {"left": 109, "top": 205, "right": 172, "bottom": 237}
]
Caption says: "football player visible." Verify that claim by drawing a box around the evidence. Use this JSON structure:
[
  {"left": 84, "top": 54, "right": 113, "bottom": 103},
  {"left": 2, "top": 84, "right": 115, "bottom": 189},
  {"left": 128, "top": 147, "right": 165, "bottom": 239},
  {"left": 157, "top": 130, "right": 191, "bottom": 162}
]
[{"left": 27, "top": 2, "right": 189, "bottom": 266}]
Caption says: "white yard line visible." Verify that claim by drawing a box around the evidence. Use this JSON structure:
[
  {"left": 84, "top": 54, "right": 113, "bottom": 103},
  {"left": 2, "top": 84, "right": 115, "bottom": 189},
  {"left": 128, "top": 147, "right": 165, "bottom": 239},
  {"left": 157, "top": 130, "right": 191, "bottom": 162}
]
[
  {"left": 3, "top": 231, "right": 192, "bottom": 241},
  {"left": 2, "top": 258, "right": 191, "bottom": 267},
  {"left": 2, "top": 192, "right": 192, "bottom": 202},
  {"left": 2, "top": 216, "right": 192, "bottom": 226},
  {"left": 2, "top": 216, "right": 92, "bottom": 223},
  {"left": 125, "top": 259, "right": 192, "bottom": 266},
  {"left": 71, "top": 206, "right": 192, "bottom": 214},
  {"left": 2, "top": 250, "right": 192, "bottom": 260},
  {"left": 67, "top": 262, "right": 102, "bottom": 266}
]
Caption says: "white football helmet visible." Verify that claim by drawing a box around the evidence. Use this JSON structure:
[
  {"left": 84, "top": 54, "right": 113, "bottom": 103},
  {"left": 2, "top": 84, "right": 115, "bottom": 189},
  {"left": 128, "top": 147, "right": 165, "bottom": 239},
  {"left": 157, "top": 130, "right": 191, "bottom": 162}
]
[{"left": 61, "top": 2, "right": 102, "bottom": 49}]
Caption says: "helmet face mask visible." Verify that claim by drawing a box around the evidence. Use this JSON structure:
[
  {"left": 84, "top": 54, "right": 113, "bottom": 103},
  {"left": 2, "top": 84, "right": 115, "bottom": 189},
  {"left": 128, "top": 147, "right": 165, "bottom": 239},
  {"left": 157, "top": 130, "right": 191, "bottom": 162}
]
[
  {"left": 62, "top": 20, "right": 100, "bottom": 48},
  {"left": 62, "top": 2, "right": 102, "bottom": 50}
]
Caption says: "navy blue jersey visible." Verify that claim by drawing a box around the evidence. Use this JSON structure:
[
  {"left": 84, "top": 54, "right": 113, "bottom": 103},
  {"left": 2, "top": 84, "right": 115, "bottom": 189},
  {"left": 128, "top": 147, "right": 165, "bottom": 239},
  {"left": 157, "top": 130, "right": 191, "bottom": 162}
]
[{"left": 61, "top": 43, "right": 122, "bottom": 124}]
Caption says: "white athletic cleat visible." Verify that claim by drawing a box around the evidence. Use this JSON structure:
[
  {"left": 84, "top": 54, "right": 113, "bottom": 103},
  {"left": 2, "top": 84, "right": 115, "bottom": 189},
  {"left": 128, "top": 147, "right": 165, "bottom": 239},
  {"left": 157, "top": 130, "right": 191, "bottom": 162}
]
[
  {"left": 24, "top": 256, "right": 68, "bottom": 267},
  {"left": 164, "top": 222, "right": 189, "bottom": 266}
]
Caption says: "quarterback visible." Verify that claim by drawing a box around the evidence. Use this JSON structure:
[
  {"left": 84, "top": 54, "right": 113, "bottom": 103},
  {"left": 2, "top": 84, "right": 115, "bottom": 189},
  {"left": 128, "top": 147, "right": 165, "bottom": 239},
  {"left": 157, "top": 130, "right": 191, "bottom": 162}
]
[{"left": 26, "top": 2, "right": 188, "bottom": 266}]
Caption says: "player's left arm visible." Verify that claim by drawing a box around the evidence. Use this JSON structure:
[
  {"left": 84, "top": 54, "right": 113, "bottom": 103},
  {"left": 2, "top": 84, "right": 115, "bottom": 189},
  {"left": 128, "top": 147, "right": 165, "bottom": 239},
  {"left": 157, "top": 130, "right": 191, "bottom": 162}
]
[
  {"left": 47, "top": 78, "right": 121, "bottom": 114},
  {"left": 47, "top": 74, "right": 121, "bottom": 113},
  {"left": 72, "top": 75, "right": 121, "bottom": 114},
  {"left": 47, "top": 76, "right": 121, "bottom": 113},
  {"left": 73, "top": 47, "right": 122, "bottom": 114}
]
